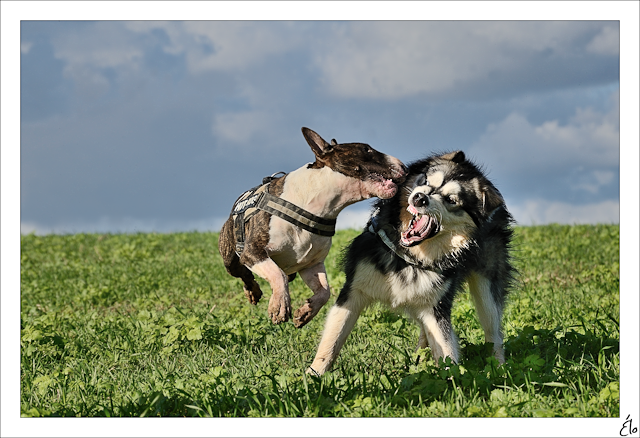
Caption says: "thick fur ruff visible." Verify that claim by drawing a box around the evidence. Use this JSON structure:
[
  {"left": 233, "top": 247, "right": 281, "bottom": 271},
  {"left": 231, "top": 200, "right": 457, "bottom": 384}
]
[{"left": 308, "top": 151, "right": 515, "bottom": 375}]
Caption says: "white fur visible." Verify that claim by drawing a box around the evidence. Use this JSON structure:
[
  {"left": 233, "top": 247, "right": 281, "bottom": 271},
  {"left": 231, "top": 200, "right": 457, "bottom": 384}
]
[
  {"left": 427, "top": 170, "right": 445, "bottom": 188},
  {"left": 251, "top": 258, "right": 291, "bottom": 323},
  {"left": 308, "top": 260, "right": 457, "bottom": 374},
  {"left": 351, "top": 261, "right": 444, "bottom": 310},
  {"left": 413, "top": 310, "right": 460, "bottom": 362},
  {"left": 440, "top": 180, "right": 461, "bottom": 197},
  {"left": 308, "top": 293, "right": 370, "bottom": 375},
  {"left": 266, "top": 165, "right": 364, "bottom": 275},
  {"left": 467, "top": 271, "right": 505, "bottom": 363}
]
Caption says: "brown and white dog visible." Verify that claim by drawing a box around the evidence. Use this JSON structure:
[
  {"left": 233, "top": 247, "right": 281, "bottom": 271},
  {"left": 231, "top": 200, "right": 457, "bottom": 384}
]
[{"left": 218, "top": 128, "right": 407, "bottom": 328}]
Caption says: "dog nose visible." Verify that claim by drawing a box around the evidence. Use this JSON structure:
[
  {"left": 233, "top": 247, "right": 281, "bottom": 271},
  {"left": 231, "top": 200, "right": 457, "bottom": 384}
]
[{"left": 411, "top": 192, "right": 429, "bottom": 208}]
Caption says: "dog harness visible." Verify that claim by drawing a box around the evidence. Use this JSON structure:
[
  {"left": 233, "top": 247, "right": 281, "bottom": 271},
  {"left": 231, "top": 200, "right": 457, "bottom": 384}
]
[{"left": 232, "top": 172, "right": 337, "bottom": 256}]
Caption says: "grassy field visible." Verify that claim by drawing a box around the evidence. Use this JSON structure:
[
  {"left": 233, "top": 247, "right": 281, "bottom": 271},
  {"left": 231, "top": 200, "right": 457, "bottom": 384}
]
[{"left": 20, "top": 224, "right": 620, "bottom": 418}]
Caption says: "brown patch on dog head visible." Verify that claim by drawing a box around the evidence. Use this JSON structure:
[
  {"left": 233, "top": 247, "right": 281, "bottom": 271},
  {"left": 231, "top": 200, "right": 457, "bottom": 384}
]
[
  {"left": 440, "top": 150, "right": 466, "bottom": 163},
  {"left": 301, "top": 127, "right": 407, "bottom": 199}
]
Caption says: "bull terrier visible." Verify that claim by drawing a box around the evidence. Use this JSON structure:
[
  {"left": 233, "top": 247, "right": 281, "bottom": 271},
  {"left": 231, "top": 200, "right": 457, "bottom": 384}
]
[{"left": 218, "top": 127, "right": 407, "bottom": 328}]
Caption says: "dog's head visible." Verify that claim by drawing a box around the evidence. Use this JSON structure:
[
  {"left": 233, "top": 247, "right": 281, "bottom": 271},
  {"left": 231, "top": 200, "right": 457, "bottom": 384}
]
[
  {"left": 397, "top": 151, "right": 505, "bottom": 260},
  {"left": 302, "top": 127, "right": 407, "bottom": 199}
]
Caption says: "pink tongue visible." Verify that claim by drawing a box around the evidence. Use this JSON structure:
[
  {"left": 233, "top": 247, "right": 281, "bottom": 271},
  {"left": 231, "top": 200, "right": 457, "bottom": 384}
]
[{"left": 401, "top": 215, "right": 433, "bottom": 246}]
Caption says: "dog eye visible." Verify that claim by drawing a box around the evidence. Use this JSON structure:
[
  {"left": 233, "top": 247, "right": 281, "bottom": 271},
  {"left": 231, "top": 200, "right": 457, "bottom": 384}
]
[{"left": 444, "top": 195, "right": 457, "bottom": 204}]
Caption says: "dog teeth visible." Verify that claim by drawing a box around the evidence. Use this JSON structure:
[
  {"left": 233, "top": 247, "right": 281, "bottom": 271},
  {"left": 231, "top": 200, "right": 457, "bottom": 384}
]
[{"left": 407, "top": 204, "right": 420, "bottom": 215}]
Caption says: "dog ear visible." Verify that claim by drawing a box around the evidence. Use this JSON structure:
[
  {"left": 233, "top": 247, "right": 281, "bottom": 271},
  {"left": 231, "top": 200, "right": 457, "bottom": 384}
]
[
  {"left": 441, "top": 151, "right": 465, "bottom": 163},
  {"left": 302, "top": 127, "right": 333, "bottom": 157},
  {"left": 331, "top": 139, "right": 338, "bottom": 146},
  {"left": 481, "top": 185, "right": 504, "bottom": 217}
]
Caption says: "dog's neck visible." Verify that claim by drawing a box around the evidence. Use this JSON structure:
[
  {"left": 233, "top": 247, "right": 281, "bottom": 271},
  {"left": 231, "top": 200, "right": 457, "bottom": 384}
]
[{"left": 281, "top": 165, "right": 366, "bottom": 220}]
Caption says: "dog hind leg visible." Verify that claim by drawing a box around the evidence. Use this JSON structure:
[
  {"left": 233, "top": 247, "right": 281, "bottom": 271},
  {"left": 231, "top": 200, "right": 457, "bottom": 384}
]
[
  {"left": 219, "top": 218, "right": 264, "bottom": 305},
  {"left": 468, "top": 271, "right": 505, "bottom": 363},
  {"left": 294, "top": 262, "right": 331, "bottom": 328},
  {"left": 307, "top": 289, "right": 369, "bottom": 375},
  {"left": 231, "top": 258, "right": 264, "bottom": 305}
]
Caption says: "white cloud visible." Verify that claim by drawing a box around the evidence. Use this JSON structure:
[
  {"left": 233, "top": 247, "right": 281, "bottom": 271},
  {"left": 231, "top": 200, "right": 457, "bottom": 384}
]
[
  {"left": 50, "top": 22, "right": 145, "bottom": 97},
  {"left": 126, "top": 21, "right": 303, "bottom": 74},
  {"left": 314, "top": 21, "right": 618, "bottom": 99},
  {"left": 43, "top": 21, "right": 619, "bottom": 102},
  {"left": 20, "top": 41, "right": 32, "bottom": 54},
  {"left": 21, "top": 216, "right": 228, "bottom": 235},
  {"left": 509, "top": 199, "right": 619, "bottom": 225},
  {"left": 468, "top": 89, "right": 619, "bottom": 195},
  {"left": 212, "top": 110, "right": 272, "bottom": 145}
]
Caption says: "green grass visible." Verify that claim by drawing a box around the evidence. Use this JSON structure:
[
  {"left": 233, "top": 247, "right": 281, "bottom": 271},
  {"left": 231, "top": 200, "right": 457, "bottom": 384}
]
[{"left": 20, "top": 225, "right": 619, "bottom": 417}]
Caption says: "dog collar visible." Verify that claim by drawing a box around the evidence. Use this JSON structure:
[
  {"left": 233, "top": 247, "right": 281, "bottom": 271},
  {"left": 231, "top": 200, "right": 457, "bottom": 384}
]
[
  {"left": 232, "top": 173, "right": 337, "bottom": 256},
  {"left": 368, "top": 218, "right": 442, "bottom": 274}
]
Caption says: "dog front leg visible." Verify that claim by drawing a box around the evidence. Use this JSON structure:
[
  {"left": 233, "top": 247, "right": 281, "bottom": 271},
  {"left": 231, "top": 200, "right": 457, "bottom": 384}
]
[
  {"left": 249, "top": 258, "right": 291, "bottom": 324},
  {"left": 294, "top": 263, "right": 331, "bottom": 328},
  {"left": 415, "top": 310, "right": 460, "bottom": 366},
  {"left": 307, "top": 291, "right": 368, "bottom": 376},
  {"left": 467, "top": 272, "right": 506, "bottom": 364}
]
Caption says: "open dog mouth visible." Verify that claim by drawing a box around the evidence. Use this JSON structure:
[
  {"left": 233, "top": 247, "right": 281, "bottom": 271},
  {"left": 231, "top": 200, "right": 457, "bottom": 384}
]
[{"left": 400, "top": 205, "right": 440, "bottom": 247}]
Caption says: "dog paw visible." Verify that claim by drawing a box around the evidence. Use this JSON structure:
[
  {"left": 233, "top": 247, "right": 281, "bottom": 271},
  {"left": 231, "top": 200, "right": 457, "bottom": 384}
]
[
  {"left": 268, "top": 297, "right": 291, "bottom": 324},
  {"left": 243, "top": 281, "right": 263, "bottom": 305},
  {"left": 293, "top": 301, "right": 316, "bottom": 328}
]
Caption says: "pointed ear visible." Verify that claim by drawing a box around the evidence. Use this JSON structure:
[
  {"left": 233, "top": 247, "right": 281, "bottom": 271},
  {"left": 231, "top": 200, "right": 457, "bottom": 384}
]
[
  {"left": 330, "top": 139, "right": 338, "bottom": 146},
  {"left": 481, "top": 185, "right": 504, "bottom": 216},
  {"left": 441, "top": 151, "right": 465, "bottom": 163},
  {"left": 302, "top": 127, "right": 332, "bottom": 157}
]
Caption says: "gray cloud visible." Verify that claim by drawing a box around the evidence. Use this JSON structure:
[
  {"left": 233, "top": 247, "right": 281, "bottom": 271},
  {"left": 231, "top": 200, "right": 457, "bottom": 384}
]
[
  {"left": 18, "top": 20, "right": 620, "bottom": 233},
  {"left": 313, "top": 21, "right": 619, "bottom": 100},
  {"left": 467, "top": 89, "right": 619, "bottom": 205}
]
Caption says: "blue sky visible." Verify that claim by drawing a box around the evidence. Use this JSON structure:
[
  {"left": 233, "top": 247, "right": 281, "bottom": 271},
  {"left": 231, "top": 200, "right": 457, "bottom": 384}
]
[{"left": 14, "top": 17, "right": 626, "bottom": 234}]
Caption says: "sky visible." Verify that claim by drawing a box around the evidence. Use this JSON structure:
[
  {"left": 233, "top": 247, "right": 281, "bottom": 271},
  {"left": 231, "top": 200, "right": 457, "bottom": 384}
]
[
  {"left": 2, "top": 2, "right": 640, "bottom": 437},
  {"left": 14, "top": 17, "right": 627, "bottom": 234}
]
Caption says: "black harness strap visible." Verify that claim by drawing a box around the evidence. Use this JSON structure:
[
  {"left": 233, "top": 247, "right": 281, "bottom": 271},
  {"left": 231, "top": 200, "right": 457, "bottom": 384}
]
[
  {"left": 367, "top": 213, "right": 442, "bottom": 274},
  {"left": 259, "top": 193, "right": 336, "bottom": 236},
  {"left": 232, "top": 173, "right": 337, "bottom": 256}
]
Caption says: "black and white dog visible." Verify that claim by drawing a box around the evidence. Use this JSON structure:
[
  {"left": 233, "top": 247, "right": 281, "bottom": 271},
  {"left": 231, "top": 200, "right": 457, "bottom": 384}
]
[
  {"left": 218, "top": 128, "right": 407, "bottom": 328},
  {"left": 308, "top": 151, "right": 515, "bottom": 375}
]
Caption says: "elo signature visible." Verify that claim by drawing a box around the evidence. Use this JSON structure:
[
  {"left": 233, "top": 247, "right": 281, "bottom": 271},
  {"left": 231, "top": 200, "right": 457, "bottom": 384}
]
[{"left": 620, "top": 415, "right": 638, "bottom": 437}]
